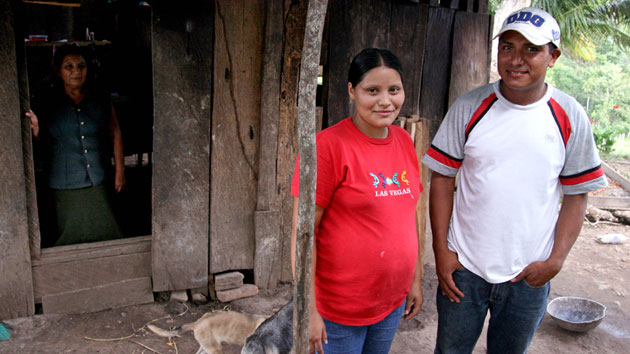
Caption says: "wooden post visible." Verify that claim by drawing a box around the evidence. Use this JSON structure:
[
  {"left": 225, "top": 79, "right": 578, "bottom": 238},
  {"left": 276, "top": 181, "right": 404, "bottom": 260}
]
[
  {"left": 15, "top": 1, "right": 41, "bottom": 260},
  {"left": 414, "top": 119, "right": 431, "bottom": 283},
  {"left": 294, "top": 0, "right": 327, "bottom": 353},
  {"left": 0, "top": 0, "right": 35, "bottom": 318}
]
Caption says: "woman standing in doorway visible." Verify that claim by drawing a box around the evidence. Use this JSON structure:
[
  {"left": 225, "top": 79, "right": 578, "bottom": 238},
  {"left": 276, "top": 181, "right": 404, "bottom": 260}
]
[
  {"left": 26, "top": 45, "right": 125, "bottom": 246},
  {"left": 291, "top": 48, "right": 424, "bottom": 354}
]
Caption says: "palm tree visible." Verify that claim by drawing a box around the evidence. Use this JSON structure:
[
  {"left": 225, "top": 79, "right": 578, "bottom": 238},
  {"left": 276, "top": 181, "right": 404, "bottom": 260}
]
[{"left": 534, "top": 0, "right": 630, "bottom": 59}]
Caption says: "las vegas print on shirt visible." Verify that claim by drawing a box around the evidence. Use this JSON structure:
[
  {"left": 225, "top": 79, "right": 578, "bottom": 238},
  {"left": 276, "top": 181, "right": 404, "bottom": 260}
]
[{"left": 369, "top": 170, "right": 413, "bottom": 197}]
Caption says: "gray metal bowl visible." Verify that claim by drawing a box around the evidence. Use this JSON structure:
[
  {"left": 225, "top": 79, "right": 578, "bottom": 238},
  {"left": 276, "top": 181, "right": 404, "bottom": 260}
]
[{"left": 547, "top": 296, "right": 606, "bottom": 332}]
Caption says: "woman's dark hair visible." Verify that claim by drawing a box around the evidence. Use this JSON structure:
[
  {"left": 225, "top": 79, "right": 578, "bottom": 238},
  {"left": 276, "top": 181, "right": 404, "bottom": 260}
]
[
  {"left": 53, "top": 44, "right": 88, "bottom": 71},
  {"left": 347, "top": 48, "right": 404, "bottom": 87},
  {"left": 52, "top": 44, "right": 100, "bottom": 92}
]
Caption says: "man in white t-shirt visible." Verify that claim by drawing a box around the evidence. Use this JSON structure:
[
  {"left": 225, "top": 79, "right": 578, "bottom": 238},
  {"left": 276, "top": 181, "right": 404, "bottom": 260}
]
[{"left": 423, "top": 7, "right": 608, "bottom": 354}]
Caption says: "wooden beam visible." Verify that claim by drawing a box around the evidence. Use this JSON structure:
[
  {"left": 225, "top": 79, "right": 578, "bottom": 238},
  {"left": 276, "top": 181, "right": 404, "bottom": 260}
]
[
  {"left": 601, "top": 161, "right": 630, "bottom": 192},
  {"left": 588, "top": 196, "right": 630, "bottom": 210},
  {"left": 294, "top": 0, "right": 328, "bottom": 352},
  {"left": 22, "top": 0, "right": 80, "bottom": 7}
]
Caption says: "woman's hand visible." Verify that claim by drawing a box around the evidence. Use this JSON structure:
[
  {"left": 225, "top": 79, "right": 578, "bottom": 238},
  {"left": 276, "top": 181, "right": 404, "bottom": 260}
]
[
  {"left": 114, "top": 166, "right": 126, "bottom": 193},
  {"left": 26, "top": 110, "right": 39, "bottom": 138},
  {"left": 404, "top": 278, "right": 423, "bottom": 320},
  {"left": 309, "top": 307, "right": 327, "bottom": 354}
]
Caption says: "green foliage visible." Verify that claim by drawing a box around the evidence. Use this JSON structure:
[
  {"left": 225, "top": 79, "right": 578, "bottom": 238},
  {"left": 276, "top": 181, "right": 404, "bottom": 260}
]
[
  {"left": 488, "top": 0, "right": 502, "bottom": 14},
  {"left": 533, "top": 0, "right": 630, "bottom": 60},
  {"left": 546, "top": 39, "right": 630, "bottom": 124},
  {"left": 546, "top": 38, "right": 630, "bottom": 153},
  {"left": 593, "top": 124, "right": 627, "bottom": 153}
]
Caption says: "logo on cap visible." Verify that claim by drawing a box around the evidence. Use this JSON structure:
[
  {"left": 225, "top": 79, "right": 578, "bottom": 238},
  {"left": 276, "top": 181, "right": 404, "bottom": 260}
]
[{"left": 507, "top": 11, "right": 546, "bottom": 27}]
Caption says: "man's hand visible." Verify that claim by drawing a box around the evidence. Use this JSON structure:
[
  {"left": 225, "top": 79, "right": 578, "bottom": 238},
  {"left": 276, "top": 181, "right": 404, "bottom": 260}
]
[
  {"left": 511, "top": 259, "right": 562, "bottom": 287},
  {"left": 513, "top": 193, "right": 587, "bottom": 287},
  {"left": 309, "top": 308, "right": 327, "bottom": 354},
  {"left": 435, "top": 249, "right": 465, "bottom": 302}
]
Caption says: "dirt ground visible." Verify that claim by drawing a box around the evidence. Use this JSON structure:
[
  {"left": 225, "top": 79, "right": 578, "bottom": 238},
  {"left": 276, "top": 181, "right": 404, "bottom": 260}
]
[{"left": 2, "top": 171, "right": 630, "bottom": 354}]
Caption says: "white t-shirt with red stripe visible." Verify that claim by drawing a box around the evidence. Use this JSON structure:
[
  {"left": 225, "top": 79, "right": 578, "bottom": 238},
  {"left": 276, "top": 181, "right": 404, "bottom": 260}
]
[{"left": 423, "top": 81, "right": 607, "bottom": 283}]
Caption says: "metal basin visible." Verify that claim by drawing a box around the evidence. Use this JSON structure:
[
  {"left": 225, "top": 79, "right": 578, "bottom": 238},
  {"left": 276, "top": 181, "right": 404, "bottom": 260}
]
[{"left": 547, "top": 296, "right": 606, "bottom": 332}]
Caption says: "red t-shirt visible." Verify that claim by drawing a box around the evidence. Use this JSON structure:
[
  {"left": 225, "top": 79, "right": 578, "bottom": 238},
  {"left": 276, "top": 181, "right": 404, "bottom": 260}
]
[{"left": 292, "top": 118, "right": 421, "bottom": 325}]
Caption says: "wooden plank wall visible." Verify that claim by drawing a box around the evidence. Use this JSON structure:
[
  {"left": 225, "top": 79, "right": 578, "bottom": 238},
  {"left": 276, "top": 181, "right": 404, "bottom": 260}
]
[
  {"left": 448, "top": 10, "right": 492, "bottom": 107},
  {"left": 254, "top": 0, "right": 284, "bottom": 289},
  {"left": 210, "top": 0, "right": 265, "bottom": 273},
  {"left": 419, "top": 6, "right": 456, "bottom": 138},
  {"left": 0, "top": 0, "right": 35, "bottom": 319},
  {"left": 151, "top": 2, "right": 213, "bottom": 291},
  {"left": 32, "top": 237, "right": 153, "bottom": 314},
  {"left": 326, "top": 1, "right": 429, "bottom": 125},
  {"left": 327, "top": 0, "right": 490, "bottom": 138}
]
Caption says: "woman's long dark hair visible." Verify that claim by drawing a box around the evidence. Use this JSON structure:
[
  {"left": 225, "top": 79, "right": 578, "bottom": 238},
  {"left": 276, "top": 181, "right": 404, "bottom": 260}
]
[{"left": 347, "top": 48, "right": 404, "bottom": 87}]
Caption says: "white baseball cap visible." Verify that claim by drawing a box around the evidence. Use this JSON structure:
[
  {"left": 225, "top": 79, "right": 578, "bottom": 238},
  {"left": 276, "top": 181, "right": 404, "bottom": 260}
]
[{"left": 495, "top": 7, "right": 561, "bottom": 48}]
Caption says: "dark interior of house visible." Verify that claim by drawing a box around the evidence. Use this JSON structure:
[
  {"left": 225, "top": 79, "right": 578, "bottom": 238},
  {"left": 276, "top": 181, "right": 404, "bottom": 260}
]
[{"left": 23, "top": 0, "right": 153, "bottom": 246}]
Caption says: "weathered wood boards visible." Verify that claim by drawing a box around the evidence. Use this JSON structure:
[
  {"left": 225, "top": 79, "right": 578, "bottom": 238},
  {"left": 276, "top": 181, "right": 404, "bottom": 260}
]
[
  {"left": 420, "top": 7, "right": 456, "bottom": 138},
  {"left": 254, "top": 0, "right": 284, "bottom": 290},
  {"left": 327, "top": 0, "right": 429, "bottom": 125},
  {"left": 0, "top": 0, "right": 35, "bottom": 319},
  {"left": 448, "top": 10, "right": 492, "bottom": 107},
  {"left": 32, "top": 237, "right": 153, "bottom": 314},
  {"left": 210, "top": 0, "right": 264, "bottom": 274},
  {"left": 41, "top": 277, "right": 153, "bottom": 315},
  {"left": 151, "top": 2, "right": 212, "bottom": 291},
  {"left": 389, "top": 3, "right": 429, "bottom": 117},
  {"left": 32, "top": 243, "right": 151, "bottom": 302}
]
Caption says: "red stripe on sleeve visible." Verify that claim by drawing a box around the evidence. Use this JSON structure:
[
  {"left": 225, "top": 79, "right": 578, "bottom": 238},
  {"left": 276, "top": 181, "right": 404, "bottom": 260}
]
[
  {"left": 549, "top": 98, "right": 571, "bottom": 147},
  {"left": 426, "top": 146, "right": 462, "bottom": 169},
  {"left": 465, "top": 93, "right": 497, "bottom": 137},
  {"left": 560, "top": 167, "right": 605, "bottom": 186}
]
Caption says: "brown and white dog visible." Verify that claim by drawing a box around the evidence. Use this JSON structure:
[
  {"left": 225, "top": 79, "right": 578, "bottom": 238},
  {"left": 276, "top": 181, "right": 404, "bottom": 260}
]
[
  {"left": 147, "top": 310, "right": 268, "bottom": 354},
  {"left": 148, "top": 298, "right": 294, "bottom": 354}
]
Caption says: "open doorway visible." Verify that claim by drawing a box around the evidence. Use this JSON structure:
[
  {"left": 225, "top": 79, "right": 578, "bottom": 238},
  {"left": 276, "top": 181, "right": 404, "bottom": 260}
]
[{"left": 22, "top": 0, "right": 153, "bottom": 248}]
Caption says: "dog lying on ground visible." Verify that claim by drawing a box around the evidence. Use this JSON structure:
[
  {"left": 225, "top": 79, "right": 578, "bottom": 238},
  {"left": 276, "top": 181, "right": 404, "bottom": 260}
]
[
  {"left": 241, "top": 298, "right": 293, "bottom": 354},
  {"left": 147, "top": 309, "right": 268, "bottom": 354},
  {"left": 147, "top": 298, "right": 294, "bottom": 354}
]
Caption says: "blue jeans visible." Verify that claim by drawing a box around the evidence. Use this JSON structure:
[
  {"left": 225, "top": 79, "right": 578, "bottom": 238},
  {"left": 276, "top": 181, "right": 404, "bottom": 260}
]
[
  {"left": 435, "top": 268, "right": 550, "bottom": 354},
  {"left": 321, "top": 301, "right": 405, "bottom": 354}
]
